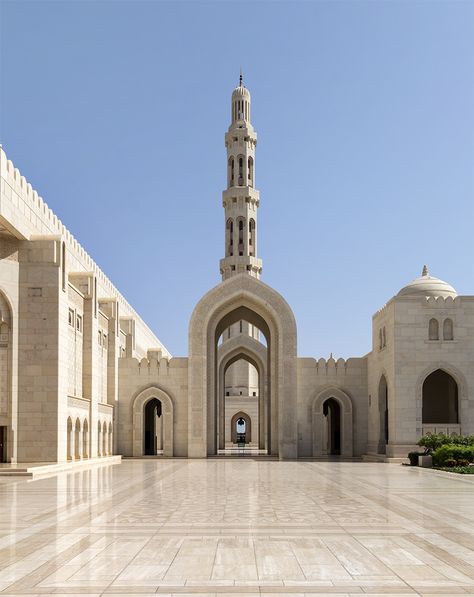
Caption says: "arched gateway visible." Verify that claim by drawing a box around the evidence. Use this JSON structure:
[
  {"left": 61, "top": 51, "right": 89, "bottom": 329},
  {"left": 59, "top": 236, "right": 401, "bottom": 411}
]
[{"left": 188, "top": 274, "right": 298, "bottom": 458}]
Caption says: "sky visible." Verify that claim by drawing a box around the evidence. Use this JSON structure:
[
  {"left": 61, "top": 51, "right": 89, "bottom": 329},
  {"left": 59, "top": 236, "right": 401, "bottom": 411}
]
[{"left": 1, "top": 0, "right": 473, "bottom": 358}]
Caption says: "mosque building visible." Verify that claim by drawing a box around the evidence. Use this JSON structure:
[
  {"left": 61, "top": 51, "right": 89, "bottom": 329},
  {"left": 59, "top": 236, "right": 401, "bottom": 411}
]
[{"left": 0, "top": 78, "right": 472, "bottom": 464}]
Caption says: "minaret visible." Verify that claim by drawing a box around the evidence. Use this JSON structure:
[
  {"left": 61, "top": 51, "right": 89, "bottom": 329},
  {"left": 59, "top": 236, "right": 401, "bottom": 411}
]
[
  {"left": 219, "top": 74, "right": 262, "bottom": 280},
  {"left": 220, "top": 75, "right": 260, "bottom": 402}
]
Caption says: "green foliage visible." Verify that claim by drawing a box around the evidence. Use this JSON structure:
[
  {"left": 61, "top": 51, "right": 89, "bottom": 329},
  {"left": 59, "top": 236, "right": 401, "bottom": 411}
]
[
  {"left": 432, "top": 444, "right": 474, "bottom": 466},
  {"left": 444, "top": 459, "right": 457, "bottom": 468},
  {"left": 435, "top": 465, "right": 474, "bottom": 474},
  {"left": 417, "top": 432, "right": 474, "bottom": 454}
]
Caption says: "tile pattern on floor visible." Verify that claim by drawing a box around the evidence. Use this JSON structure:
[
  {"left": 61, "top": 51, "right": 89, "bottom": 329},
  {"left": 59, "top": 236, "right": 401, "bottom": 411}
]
[{"left": 0, "top": 459, "right": 474, "bottom": 596}]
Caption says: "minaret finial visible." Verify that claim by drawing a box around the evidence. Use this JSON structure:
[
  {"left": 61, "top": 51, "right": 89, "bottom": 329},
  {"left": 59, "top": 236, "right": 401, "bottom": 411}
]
[
  {"left": 422, "top": 264, "right": 429, "bottom": 277},
  {"left": 239, "top": 68, "right": 243, "bottom": 87}
]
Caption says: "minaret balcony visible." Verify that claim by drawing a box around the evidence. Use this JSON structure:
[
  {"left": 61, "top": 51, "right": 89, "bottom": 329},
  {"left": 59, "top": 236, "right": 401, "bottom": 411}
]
[{"left": 222, "top": 187, "right": 259, "bottom": 208}]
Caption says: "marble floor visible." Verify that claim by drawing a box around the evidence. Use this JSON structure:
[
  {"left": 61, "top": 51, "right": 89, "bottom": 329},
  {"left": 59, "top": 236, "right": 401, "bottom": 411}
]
[{"left": 0, "top": 459, "right": 474, "bottom": 597}]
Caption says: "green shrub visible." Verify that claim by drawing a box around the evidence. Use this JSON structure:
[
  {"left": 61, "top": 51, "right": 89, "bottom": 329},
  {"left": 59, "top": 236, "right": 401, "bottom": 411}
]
[
  {"left": 444, "top": 459, "right": 457, "bottom": 467},
  {"left": 432, "top": 444, "right": 474, "bottom": 466},
  {"left": 418, "top": 433, "right": 474, "bottom": 454},
  {"left": 457, "top": 459, "right": 470, "bottom": 467}
]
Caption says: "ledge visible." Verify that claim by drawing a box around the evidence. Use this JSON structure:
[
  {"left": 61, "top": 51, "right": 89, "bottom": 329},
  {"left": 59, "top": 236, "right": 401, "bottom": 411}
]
[{"left": 0, "top": 455, "right": 121, "bottom": 477}]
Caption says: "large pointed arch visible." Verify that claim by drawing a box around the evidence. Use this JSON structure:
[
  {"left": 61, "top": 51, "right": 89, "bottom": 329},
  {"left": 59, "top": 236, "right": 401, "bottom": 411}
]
[{"left": 188, "top": 274, "right": 297, "bottom": 458}]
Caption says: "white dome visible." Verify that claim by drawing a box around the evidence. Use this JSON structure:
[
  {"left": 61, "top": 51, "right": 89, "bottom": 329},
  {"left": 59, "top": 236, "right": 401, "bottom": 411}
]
[
  {"left": 232, "top": 84, "right": 250, "bottom": 100},
  {"left": 397, "top": 266, "right": 457, "bottom": 298}
]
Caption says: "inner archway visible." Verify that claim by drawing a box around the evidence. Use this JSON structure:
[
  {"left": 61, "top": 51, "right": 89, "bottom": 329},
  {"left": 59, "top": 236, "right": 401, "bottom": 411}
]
[
  {"left": 422, "top": 369, "right": 458, "bottom": 425},
  {"left": 218, "top": 338, "right": 267, "bottom": 453},
  {"left": 323, "top": 398, "right": 341, "bottom": 455}
]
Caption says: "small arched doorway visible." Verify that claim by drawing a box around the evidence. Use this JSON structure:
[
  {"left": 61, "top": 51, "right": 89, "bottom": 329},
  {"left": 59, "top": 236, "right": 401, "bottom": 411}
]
[
  {"left": 67, "top": 417, "right": 73, "bottom": 461},
  {"left": 422, "top": 369, "right": 458, "bottom": 426},
  {"left": 132, "top": 387, "right": 174, "bottom": 457},
  {"left": 312, "top": 388, "right": 353, "bottom": 458},
  {"left": 322, "top": 398, "right": 341, "bottom": 455},
  {"left": 230, "top": 411, "right": 252, "bottom": 444},
  {"left": 378, "top": 375, "right": 389, "bottom": 454},
  {"left": 74, "top": 418, "right": 81, "bottom": 460},
  {"left": 144, "top": 398, "right": 163, "bottom": 455}
]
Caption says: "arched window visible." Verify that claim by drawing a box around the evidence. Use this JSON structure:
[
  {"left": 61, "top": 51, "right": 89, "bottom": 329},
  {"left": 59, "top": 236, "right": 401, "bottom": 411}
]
[
  {"left": 238, "top": 156, "right": 244, "bottom": 185},
  {"left": 248, "top": 156, "right": 254, "bottom": 187},
  {"left": 249, "top": 219, "right": 255, "bottom": 256},
  {"left": 228, "top": 157, "right": 234, "bottom": 187},
  {"left": 226, "top": 219, "right": 233, "bottom": 257},
  {"left": 382, "top": 327, "right": 386, "bottom": 347},
  {"left": 238, "top": 218, "right": 244, "bottom": 255},
  {"left": 443, "top": 318, "right": 454, "bottom": 341},
  {"left": 429, "top": 318, "right": 439, "bottom": 340},
  {"left": 379, "top": 329, "right": 383, "bottom": 350}
]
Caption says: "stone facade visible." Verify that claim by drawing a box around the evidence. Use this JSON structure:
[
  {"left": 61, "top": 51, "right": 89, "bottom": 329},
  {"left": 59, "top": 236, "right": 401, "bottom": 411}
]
[{"left": 0, "top": 79, "right": 472, "bottom": 463}]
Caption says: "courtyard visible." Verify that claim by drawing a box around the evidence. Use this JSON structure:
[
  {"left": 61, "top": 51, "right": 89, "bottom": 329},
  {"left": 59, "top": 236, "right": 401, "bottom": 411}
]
[{"left": 0, "top": 461, "right": 473, "bottom": 595}]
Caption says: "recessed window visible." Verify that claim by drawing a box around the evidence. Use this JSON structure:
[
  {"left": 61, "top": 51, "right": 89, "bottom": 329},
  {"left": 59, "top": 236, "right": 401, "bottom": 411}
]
[
  {"left": 429, "top": 318, "right": 439, "bottom": 341},
  {"left": 68, "top": 308, "right": 75, "bottom": 327},
  {"left": 76, "top": 314, "right": 82, "bottom": 333}
]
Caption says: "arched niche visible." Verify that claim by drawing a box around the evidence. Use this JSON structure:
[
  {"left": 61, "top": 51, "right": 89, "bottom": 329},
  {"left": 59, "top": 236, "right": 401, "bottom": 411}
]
[
  {"left": 312, "top": 387, "right": 354, "bottom": 458},
  {"left": 132, "top": 386, "right": 174, "bottom": 457},
  {"left": 378, "top": 374, "right": 389, "bottom": 454},
  {"left": 188, "top": 274, "right": 297, "bottom": 459},
  {"left": 416, "top": 362, "right": 468, "bottom": 436}
]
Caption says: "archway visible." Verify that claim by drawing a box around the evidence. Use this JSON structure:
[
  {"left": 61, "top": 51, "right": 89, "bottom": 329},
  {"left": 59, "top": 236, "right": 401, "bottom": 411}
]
[
  {"left": 97, "top": 421, "right": 102, "bottom": 456},
  {"left": 83, "top": 419, "right": 89, "bottom": 458},
  {"left": 188, "top": 275, "right": 298, "bottom": 459},
  {"left": 312, "top": 387, "right": 353, "bottom": 458},
  {"left": 132, "top": 386, "right": 174, "bottom": 457},
  {"left": 74, "top": 418, "right": 81, "bottom": 459},
  {"left": 422, "top": 369, "right": 458, "bottom": 425},
  {"left": 322, "top": 398, "right": 341, "bottom": 455},
  {"left": 67, "top": 417, "right": 73, "bottom": 461},
  {"left": 230, "top": 411, "right": 252, "bottom": 444},
  {"left": 378, "top": 375, "right": 388, "bottom": 454}
]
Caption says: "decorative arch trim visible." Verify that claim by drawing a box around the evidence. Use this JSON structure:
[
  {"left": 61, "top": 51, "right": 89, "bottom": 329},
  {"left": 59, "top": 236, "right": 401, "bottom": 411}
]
[{"left": 131, "top": 386, "right": 174, "bottom": 457}]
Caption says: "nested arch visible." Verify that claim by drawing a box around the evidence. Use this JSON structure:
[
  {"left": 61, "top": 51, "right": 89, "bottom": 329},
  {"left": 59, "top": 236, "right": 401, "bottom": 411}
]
[
  {"left": 132, "top": 386, "right": 174, "bottom": 457},
  {"left": 312, "top": 387, "right": 353, "bottom": 457},
  {"left": 188, "top": 274, "right": 298, "bottom": 459},
  {"left": 231, "top": 411, "right": 252, "bottom": 444},
  {"left": 218, "top": 339, "right": 267, "bottom": 451}
]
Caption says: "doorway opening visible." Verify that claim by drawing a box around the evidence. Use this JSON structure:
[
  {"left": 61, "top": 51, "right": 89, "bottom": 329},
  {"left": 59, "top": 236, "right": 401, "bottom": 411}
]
[
  {"left": 144, "top": 398, "right": 163, "bottom": 455},
  {"left": 323, "top": 398, "right": 341, "bottom": 455},
  {"left": 422, "top": 369, "right": 458, "bottom": 425}
]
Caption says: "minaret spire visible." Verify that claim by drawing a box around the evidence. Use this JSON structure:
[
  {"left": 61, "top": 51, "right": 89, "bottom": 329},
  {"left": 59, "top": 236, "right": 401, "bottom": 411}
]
[{"left": 219, "top": 79, "right": 262, "bottom": 280}]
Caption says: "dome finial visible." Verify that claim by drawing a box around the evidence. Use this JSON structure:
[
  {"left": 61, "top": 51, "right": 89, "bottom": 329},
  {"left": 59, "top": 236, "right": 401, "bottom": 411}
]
[
  {"left": 422, "top": 264, "right": 429, "bottom": 277},
  {"left": 239, "top": 67, "right": 243, "bottom": 87}
]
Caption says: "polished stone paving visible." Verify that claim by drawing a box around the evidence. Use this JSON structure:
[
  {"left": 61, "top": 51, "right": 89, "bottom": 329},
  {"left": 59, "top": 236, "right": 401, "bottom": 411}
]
[{"left": 1, "top": 459, "right": 474, "bottom": 596}]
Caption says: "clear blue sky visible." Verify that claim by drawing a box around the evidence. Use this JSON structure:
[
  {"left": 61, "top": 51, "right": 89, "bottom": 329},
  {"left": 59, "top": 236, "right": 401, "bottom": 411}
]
[{"left": 1, "top": 0, "right": 473, "bottom": 357}]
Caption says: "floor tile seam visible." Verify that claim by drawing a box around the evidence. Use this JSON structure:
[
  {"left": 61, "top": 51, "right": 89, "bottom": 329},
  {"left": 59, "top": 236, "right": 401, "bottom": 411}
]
[
  {"left": 392, "top": 494, "right": 474, "bottom": 528},
  {"left": 297, "top": 463, "right": 409, "bottom": 528},
  {"left": 403, "top": 534, "right": 474, "bottom": 581},
  {"left": 0, "top": 533, "right": 105, "bottom": 593},
  {"left": 0, "top": 464, "right": 180, "bottom": 555},
  {"left": 414, "top": 531, "right": 474, "bottom": 568}
]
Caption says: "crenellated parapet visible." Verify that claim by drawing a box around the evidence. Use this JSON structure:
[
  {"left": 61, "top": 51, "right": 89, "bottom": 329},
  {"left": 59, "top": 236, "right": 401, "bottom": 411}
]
[
  {"left": 298, "top": 356, "right": 367, "bottom": 375},
  {"left": 120, "top": 355, "right": 188, "bottom": 377}
]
